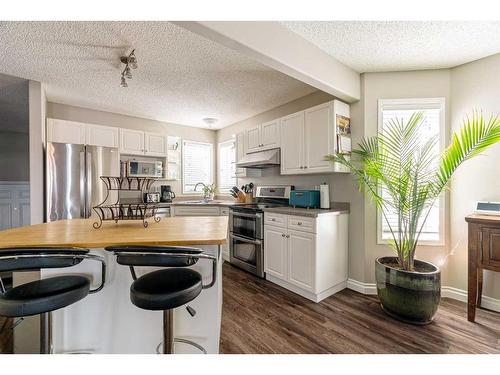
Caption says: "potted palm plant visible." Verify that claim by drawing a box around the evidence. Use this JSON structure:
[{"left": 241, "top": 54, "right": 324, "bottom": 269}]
[{"left": 327, "top": 111, "right": 500, "bottom": 324}]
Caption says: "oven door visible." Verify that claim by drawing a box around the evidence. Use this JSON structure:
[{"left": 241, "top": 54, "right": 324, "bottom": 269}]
[
  {"left": 229, "top": 233, "right": 264, "bottom": 278},
  {"left": 229, "top": 211, "right": 262, "bottom": 239}
]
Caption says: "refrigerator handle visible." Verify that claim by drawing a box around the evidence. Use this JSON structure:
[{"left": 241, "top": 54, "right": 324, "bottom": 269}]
[
  {"left": 86, "top": 151, "right": 92, "bottom": 219},
  {"left": 80, "top": 151, "right": 86, "bottom": 218}
]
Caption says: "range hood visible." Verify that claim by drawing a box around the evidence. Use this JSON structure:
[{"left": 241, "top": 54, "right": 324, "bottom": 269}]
[{"left": 236, "top": 148, "right": 280, "bottom": 169}]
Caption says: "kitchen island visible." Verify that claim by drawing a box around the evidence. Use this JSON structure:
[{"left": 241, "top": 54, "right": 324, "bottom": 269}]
[{"left": 0, "top": 216, "right": 228, "bottom": 354}]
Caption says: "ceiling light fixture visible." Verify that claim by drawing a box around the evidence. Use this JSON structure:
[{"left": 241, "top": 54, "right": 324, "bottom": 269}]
[
  {"left": 203, "top": 118, "right": 218, "bottom": 129},
  {"left": 120, "top": 49, "right": 138, "bottom": 87}
]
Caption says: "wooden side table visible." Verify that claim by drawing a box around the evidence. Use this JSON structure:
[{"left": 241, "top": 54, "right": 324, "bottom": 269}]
[{"left": 465, "top": 214, "right": 500, "bottom": 322}]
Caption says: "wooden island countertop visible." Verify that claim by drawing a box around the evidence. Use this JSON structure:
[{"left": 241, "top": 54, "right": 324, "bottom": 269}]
[{"left": 0, "top": 216, "right": 228, "bottom": 249}]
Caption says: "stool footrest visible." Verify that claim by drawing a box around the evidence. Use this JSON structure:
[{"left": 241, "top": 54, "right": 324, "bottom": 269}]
[{"left": 156, "top": 338, "right": 207, "bottom": 354}]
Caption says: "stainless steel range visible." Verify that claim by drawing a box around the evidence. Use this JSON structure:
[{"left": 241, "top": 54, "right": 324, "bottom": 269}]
[{"left": 228, "top": 185, "right": 293, "bottom": 277}]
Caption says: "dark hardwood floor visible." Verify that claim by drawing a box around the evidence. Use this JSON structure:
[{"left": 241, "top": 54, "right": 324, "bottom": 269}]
[{"left": 220, "top": 263, "right": 500, "bottom": 354}]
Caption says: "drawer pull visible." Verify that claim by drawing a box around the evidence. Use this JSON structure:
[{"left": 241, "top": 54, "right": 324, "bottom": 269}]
[
  {"left": 286, "top": 235, "right": 290, "bottom": 238},
  {"left": 282, "top": 233, "right": 285, "bottom": 237},
  {"left": 297, "top": 222, "right": 302, "bottom": 225},
  {"left": 271, "top": 218, "right": 276, "bottom": 221}
]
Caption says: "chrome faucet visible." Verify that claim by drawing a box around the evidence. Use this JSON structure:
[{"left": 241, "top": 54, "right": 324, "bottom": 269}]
[{"left": 194, "top": 182, "right": 207, "bottom": 192}]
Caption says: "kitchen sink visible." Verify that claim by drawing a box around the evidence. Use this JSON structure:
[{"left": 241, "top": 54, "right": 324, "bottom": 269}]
[{"left": 176, "top": 200, "right": 224, "bottom": 205}]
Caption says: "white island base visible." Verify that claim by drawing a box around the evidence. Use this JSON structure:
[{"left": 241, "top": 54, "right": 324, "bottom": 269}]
[{"left": 42, "top": 245, "right": 222, "bottom": 354}]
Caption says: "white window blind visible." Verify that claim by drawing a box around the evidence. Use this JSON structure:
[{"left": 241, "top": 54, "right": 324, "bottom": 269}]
[
  {"left": 218, "top": 140, "right": 236, "bottom": 194},
  {"left": 378, "top": 99, "right": 444, "bottom": 244},
  {"left": 182, "top": 140, "right": 213, "bottom": 193}
]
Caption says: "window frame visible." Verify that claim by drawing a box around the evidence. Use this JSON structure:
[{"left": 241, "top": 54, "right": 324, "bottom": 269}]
[
  {"left": 181, "top": 139, "right": 214, "bottom": 195},
  {"left": 217, "top": 139, "right": 236, "bottom": 196},
  {"left": 376, "top": 97, "right": 446, "bottom": 247}
]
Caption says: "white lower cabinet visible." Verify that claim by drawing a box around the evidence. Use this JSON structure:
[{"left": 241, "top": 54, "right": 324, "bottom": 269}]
[
  {"left": 264, "top": 212, "right": 348, "bottom": 302},
  {"left": 287, "top": 230, "right": 315, "bottom": 291},
  {"left": 263, "top": 226, "right": 287, "bottom": 279}
]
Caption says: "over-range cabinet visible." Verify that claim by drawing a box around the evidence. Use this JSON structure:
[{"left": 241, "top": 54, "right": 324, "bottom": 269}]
[{"left": 46, "top": 142, "right": 119, "bottom": 222}]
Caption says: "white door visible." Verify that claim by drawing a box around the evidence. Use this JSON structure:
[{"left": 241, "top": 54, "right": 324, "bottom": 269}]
[
  {"left": 304, "top": 102, "right": 333, "bottom": 173},
  {"left": 260, "top": 120, "right": 280, "bottom": 150},
  {"left": 145, "top": 133, "right": 167, "bottom": 156},
  {"left": 280, "top": 112, "right": 304, "bottom": 175},
  {"left": 264, "top": 226, "right": 287, "bottom": 280},
  {"left": 86, "top": 124, "right": 119, "bottom": 148},
  {"left": 47, "top": 118, "right": 86, "bottom": 145},
  {"left": 287, "top": 230, "right": 315, "bottom": 291},
  {"left": 245, "top": 125, "right": 261, "bottom": 153},
  {"left": 120, "top": 129, "right": 144, "bottom": 155},
  {"left": 235, "top": 131, "right": 247, "bottom": 177}
]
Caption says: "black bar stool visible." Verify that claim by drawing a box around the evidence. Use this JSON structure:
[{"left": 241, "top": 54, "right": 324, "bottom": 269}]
[
  {"left": 0, "top": 247, "right": 106, "bottom": 354},
  {"left": 105, "top": 245, "right": 217, "bottom": 354}
]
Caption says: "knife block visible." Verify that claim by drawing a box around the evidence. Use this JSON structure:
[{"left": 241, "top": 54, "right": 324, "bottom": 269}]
[{"left": 236, "top": 191, "right": 253, "bottom": 203}]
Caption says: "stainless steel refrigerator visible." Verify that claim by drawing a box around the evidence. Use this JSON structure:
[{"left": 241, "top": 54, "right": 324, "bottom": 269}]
[{"left": 46, "top": 142, "right": 119, "bottom": 222}]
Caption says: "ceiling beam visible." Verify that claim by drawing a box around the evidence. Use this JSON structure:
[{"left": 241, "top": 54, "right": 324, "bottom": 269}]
[{"left": 174, "top": 21, "right": 360, "bottom": 103}]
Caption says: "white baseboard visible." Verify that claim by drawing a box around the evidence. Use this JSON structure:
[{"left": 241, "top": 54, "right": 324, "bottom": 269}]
[
  {"left": 346, "top": 279, "right": 500, "bottom": 313},
  {"left": 346, "top": 278, "right": 377, "bottom": 295}
]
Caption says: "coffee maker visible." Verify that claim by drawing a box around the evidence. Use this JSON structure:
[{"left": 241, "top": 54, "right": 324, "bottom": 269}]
[{"left": 160, "top": 185, "right": 176, "bottom": 203}]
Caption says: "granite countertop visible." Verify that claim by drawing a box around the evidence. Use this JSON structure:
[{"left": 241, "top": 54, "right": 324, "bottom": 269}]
[{"left": 262, "top": 202, "right": 350, "bottom": 217}]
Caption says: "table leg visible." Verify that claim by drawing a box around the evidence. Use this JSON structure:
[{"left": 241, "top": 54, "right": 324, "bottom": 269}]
[
  {"left": 467, "top": 225, "right": 481, "bottom": 322},
  {"left": 477, "top": 268, "right": 483, "bottom": 308}
]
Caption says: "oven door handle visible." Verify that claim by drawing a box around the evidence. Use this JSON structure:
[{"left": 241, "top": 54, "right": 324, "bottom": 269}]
[
  {"left": 230, "top": 233, "right": 262, "bottom": 245},
  {"left": 229, "top": 211, "right": 262, "bottom": 219}
]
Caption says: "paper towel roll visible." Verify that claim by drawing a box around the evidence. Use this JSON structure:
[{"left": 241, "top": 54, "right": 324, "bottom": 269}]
[{"left": 320, "top": 184, "right": 330, "bottom": 209}]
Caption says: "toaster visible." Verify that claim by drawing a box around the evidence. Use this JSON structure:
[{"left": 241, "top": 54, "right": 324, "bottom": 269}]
[{"left": 289, "top": 190, "right": 320, "bottom": 208}]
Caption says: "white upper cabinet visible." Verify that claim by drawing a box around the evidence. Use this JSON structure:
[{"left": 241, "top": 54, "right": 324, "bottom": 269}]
[
  {"left": 245, "top": 120, "right": 280, "bottom": 153},
  {"left": 47, "top": 119, "right": 118, "bottom": 148},
  {"left": 246, "top": 125, "right": 261, "bottom": 153},
  {"left": 47, "top": 119, "right": 86, "bottom": 145},
  {"left": 260, "top": 120, "right": 280, "bottom": 150},
  {"left": 280, "top": 100, "right": 350, "bottom": 175},
  {"left": 145, "top": 132, "right": 167, "bottom": 156},
  {"left": 280, "top": 112, "right": 304, "bottom": 175},
  {"left": 235, "top": 131, "right": 247, "bottom": 178},
  {"left": 119, "top": 129, "right": 145, "bottom": 155},
  {"left": 86, "top": 124, "right": 119, "bottom": 148},
  {"left": 304, "top": 102, "right": 334, "bottom": 173}
]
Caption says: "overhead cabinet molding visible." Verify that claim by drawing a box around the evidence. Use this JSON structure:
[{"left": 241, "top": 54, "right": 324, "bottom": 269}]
[{"left": 47, "top": 118, "right": 118, "bottom": 148}]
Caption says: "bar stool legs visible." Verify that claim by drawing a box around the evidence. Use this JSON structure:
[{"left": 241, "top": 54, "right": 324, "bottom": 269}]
[
  {"left": 163, "top": 310, "right": 174, "bottom": 354},
  {"left": 156, "top": 309, "right": 207, "bottom": 354},
  {"left": 40, "top": 312, "right": 52, "bottom": 354}
]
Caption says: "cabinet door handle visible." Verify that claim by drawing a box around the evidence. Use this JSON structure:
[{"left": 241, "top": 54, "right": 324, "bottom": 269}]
[
  {"left": 282, "top": 233, "right": 285, "bottom": 237},
  {"left": 271, "top": 218, "right": 276, "bottom": 221},
  {"left": 286, "top": 235, "right": 290, "bottom": 238},
  {"left": 297, "top": 222, "right": 302, "bottom": 226}
]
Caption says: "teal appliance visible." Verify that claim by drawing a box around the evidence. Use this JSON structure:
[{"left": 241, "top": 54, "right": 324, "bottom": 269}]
[{"left": 289, "top": 190, "right": 320, "bottom": 208}]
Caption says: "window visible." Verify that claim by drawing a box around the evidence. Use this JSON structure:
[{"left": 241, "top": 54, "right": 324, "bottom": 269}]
[
  {"left": 182, "top": 140, "right": 213, "bottom": 194},
  {"left": 377, "top": 98, "right": 445, "bottom": 245},
  {"left": 218, "top": 140, "right": 236, "bottom": 194}
]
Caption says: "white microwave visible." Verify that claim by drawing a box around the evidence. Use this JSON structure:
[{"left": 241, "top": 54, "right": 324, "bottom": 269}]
[{"left": 128, "top": 160, "right": 163, "bottom": 178}]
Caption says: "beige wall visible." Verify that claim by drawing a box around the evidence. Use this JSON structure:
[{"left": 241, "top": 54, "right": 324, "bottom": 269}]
[
  {"left": 47, "top": 102, "right": 217, "bottom": 196},
  {"left": 360, "top": 70, "right": 452, "bottom": 284},
  {"left": 448, "top": 53, "right": 500, "bottom": 300},
  {"left": 216, "top": 90, "right": 367, "bottom": 282}
]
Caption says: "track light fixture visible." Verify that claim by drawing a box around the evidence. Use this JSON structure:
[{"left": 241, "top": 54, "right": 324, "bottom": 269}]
[{"left": 120, "top": 49, "right": 138, "bottom": 87}]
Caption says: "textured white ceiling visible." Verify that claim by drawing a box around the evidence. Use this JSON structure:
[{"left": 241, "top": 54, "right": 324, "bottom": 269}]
[
  {"left": 0, "top": 22, "right": 316, "bottom": 129},
  {"left": 281, "top": 21, "right": 500, "bottom": 73}
]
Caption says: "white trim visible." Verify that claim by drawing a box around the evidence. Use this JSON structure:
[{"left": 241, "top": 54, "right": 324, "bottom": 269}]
[
  {"left": 346, "top": 278, "right": 500, "bottom": 313},
  {"left": 181, "top": 139, "right": 214, "bottom": 195},
  {"left": 346, "top": 278, "right": 377, "bottom": 295},
  {"left": 266, "top": 274, "right": 347, "bottom": 303},
  {"left": 217, "top": 139, "right": 236, "bottom": 194},
  {"left": 376, "top": 97, "right": 446, "bottom": 247}
]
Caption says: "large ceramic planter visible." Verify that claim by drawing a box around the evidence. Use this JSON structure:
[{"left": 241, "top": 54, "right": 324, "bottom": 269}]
[{"left": 375, "top": 256, "right": 441, "bottom": 325}]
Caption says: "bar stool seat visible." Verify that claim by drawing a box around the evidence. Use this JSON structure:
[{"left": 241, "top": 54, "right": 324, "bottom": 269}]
[
  {"left": 0, "top": 275, "right": 90, "bottom": 317},
  {"left": 131, "top": 268, "right": 202, "bottom": 311}
]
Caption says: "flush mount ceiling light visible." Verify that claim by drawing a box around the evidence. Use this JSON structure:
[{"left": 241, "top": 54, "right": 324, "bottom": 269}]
[
  {"left": 120, "top": 49, "right": 138, "bottom": 87},
  {"left": 202, "top": 118, "right": 218, "bottom": 129}
]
